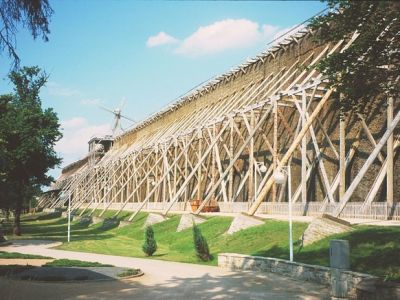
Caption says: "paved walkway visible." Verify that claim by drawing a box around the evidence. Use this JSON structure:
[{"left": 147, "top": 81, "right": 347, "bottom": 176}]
[{"left": 1, "top": 240, "right": 330, "bottom": 299}]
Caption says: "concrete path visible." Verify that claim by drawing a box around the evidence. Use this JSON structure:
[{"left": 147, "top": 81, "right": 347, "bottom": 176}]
[{"left": 1, "top": 240, "right": 330, "bottom": 299}]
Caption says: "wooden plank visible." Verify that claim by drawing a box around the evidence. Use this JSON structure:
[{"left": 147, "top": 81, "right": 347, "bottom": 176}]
[
  {"left": 195, "top": 105, "right": 274, "bottom": 214},
  {"left": 301, "top": 91, "right": 307, "bottom": 204},
  {"left": 248, "top": 88, "right": 334, "bottom": 215},
  {"left": 387, "top": 97, "right": 394, "bottom": 204},
  {"left": 334, "top": 109, "right": 400, "bottom": 217},
  {"left": 339, "top": 97, "right": 346, "bottom": 201}
]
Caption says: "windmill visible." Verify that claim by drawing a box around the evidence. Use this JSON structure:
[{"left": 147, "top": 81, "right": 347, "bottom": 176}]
[{"left": 98, "top": 99, "right": 136, "bottom": 137}]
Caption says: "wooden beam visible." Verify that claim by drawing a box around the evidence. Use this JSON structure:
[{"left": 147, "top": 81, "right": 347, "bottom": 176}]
[
  {"left": 248, "top": 88, "right": 334, "bottom": 215},
  {"left": 334, "top": 109, "right": 400, "bottom": 217},
  {"left": 195, "top": 104, "right": 274, "bottom": 214},
  {"left": 339, "top": 95, "right": 346, "bottom": 201},
  {"left": 387, "top": 97, "right": 394, "bottom": 205},
  {"left": 301, "top": 91, "right": 307, "bottom": 204}
]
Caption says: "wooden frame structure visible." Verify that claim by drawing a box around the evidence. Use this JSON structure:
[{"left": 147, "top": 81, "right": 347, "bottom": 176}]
[{"left": 42, "top": 27, "right": 399, "bottom": 221}]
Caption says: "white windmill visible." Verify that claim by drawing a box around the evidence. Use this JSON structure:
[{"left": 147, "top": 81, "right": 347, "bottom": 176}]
[{"left": 98, "top": 99, "right": 136, "bottom": 137}]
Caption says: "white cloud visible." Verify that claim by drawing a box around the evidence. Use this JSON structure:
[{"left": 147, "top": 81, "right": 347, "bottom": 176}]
[
  {"left": 175, "top": 19, "right": 263, "bottom": 56},
  {"left": 80, "top": 98, "right": 101, "bottom": 106},
  {"left": 262, "top": 24, "right": 280, "bottom": 37},
  {"left": 61, "top": 117, "right": 87, "bottom": 129},
  {"left": 146, "top": 31, "right": 178, "bottom": 47},
  {"left": 56, "top": 117, "right": 111, "bottom": 161},
  {"left": 149, "top": 19, "right": 301, "bottom": 57},
  {"left": 46, "top": 81, "right": 81, "bottom": 97}
]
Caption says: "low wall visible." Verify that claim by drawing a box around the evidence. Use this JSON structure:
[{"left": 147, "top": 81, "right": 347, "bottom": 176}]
[{"left": 218, "top": 253, "right": 376, "bottom": 295}]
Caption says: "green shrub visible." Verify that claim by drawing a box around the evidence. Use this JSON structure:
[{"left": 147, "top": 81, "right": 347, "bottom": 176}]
[
  {"left": 142, "top": 226, "right": 157, "bottom": 256},
  {"left": 117, "top": 268, "right": 140, "bottom": 277},
  {"left": 193, "top": 225, "right": 211, "bottom": 261}
]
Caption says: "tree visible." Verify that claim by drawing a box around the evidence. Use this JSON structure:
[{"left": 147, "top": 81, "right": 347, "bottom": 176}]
[
  {"left": 0, "top": 66, "right": 62, "bottom": 235},
  {"left": 310, "top": 1, "right": 400, "bottom": 116},
  {"left": 142, "top": 226, "right": 157, "bottom": 256},
  {"left": 192, "top": 225, "right": 211, "bottom": 261},
  {"left": 0, "top": 0, "right": 53, "bottom": 68}
]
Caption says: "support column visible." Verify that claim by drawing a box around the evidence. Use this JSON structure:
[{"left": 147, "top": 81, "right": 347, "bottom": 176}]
[
  {"left": 273, "top": 99, "right": 278, "bottom": 202},
  {"left": 197, "top": 134, "right": 202, "bottom": 200},
  {"left": 248, "top": 114, "right": 255, "bottom": 202},
  {"left": 387, "top": 97, "right": 394, "bottom": 205},
  {"left": 228, "top": 118, "right": 234, "bottom": 202},
  {"left": 339, "top": 95, "right": 346, "bottom": 201},
  {"left": 301, "top": 92, "right": 307, "bottom": 204}
]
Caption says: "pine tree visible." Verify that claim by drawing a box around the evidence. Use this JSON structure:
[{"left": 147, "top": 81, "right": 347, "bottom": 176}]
[
  {"left": 142, "top": 226, "right": 157, "bottom": 256},
  {"left": 192, "top": 225, "right": 211, "bottom": 261}
]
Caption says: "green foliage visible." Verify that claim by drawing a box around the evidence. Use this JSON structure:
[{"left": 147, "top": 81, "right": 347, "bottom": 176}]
[
  {"left": 44, "top": 259, "right": 113, "bottom": 267},
  {"left": 117, "top": 268, "right": 140, "bottom": 277},
  {"left": 0, "top": 66, "right": 62, "bottom": 235},
  {"left": 193, "top": 224, "right": 211, "bottom": 261},
  {"left": 384, "top": 267, "right": 400, "bottom": 283},
  {"left": 0, "top": 0, "right": 53, "bottom": 68},
  {"left": 142, "top": 226, "right": 157, "bottom": 256},
  {"left": 0, "top": 251, "right": 50, "bottom": 259},
  {"left": 310, "top": 1, "right": 400, "bottom": 116}
]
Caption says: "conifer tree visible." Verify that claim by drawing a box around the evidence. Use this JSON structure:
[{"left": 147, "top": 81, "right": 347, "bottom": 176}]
[
  {"left": 193, "top": 225, "right": 211, "bottom": 261},
  {"left": 142, "top": 226, "right": 157, "bottom": 256}
]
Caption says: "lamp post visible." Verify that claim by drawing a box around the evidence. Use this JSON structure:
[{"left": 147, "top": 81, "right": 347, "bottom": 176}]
[
  {"left": 254, "top": 162, "right": 268, "bottom": 201},
  {"left": 67, "top": 191, "right": 71, "bottom": 243},
  {"left": 274, "top": 165, "right": 293, "bottom": 262}
]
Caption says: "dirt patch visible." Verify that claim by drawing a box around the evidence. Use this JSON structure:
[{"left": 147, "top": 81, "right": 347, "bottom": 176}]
[{"left": 0, "top": 259, "right": 54, "bottom": 266}]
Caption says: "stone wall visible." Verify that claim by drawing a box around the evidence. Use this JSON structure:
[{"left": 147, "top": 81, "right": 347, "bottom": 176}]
[{"left": 218, "top": 253, "right": 376, "bottom": 296}]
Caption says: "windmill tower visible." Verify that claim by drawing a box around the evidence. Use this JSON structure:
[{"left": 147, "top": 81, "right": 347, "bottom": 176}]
[{"left": 98, "top": 99, "right": 135, "bottom": 137}]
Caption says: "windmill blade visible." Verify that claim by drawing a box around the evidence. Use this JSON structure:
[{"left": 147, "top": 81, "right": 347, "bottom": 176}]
[
  {"left": 119, "top": 97, "right": 127, "bottom": 110},
  {"left": 98, "top": 104, "right": 116, "bottom": 115},
  {"left": 121, "top": 114, "right": 136, "bottom": 123}
]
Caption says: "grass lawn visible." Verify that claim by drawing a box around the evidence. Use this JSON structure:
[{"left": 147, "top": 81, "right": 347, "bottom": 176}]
[
  {"left": 5, "top": 210, "right": 400, "bottom": 280},
  {"left": 44, "top": 259, "right": 113, "bottom": 267},
  {"left": 0, "top": 251, "right": 51, "bottom": 259}
]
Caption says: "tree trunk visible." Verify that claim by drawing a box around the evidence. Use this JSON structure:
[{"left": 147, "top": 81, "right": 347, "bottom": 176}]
[{"left": 13, "top": 202, "right": 22, "bottom": 236}]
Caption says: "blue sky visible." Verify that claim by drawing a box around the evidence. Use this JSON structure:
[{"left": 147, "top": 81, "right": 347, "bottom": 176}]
[{"left": 0, "top": 1, "right": 326, "bottom": 179}]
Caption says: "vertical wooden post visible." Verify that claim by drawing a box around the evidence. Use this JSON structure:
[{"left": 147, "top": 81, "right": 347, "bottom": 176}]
[
  {"left": 248, "top": 113, "right": 255, "bottom": 202},
  {"left": 273, "top": 99, "right": 278, "bottom": 202},
  {"left": 162, "top": 146, "right": 167, "bottom": 204},
  {"left": 173, "top": 138, "right": 178, "bottom": 196},
  {"left": 301, "top": 92, "right": 307, "bottom": 204},
  {"left": 184, "top": 139, "right": 189, "bottom": 204},
  {"left": 387, "top": 97, "right": 394, "bottom": 205},
  {"left": 228, "top": 118, "right": 234, "bottom": 202},
  {"left": 197, "top": 134, "right": 202, "bottom": 200},
  {"left": 339, "top": 94, "right": 346, "bottom": 201},
  {"left": 211, "top": 125, "right": 217, "bottom": 203}
]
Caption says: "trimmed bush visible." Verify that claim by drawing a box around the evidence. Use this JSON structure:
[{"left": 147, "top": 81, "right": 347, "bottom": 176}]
[
  {"left": 193, "top": 225, "right": 211, "bottom": 261},
  {"left": 142, "top": 226, "right": 157, "bottom": 256}
]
